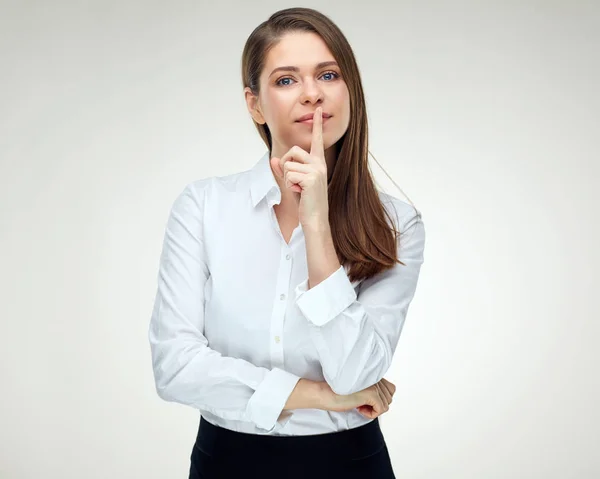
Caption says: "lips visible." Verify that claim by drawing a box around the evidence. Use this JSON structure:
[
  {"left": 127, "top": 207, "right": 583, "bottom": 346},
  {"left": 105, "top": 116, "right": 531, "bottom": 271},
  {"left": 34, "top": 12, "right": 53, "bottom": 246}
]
[
  {"left": 297, "top": 117, "right": 330, "bottom": 124},
  {"left": 296, "top": 112, "right": 332, "bottom": 122}
]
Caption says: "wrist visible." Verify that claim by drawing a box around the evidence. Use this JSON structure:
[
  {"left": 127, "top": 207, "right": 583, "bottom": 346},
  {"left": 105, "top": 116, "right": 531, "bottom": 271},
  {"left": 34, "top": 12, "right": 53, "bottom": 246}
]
[
  {"left": 301, "top": 218, "right": 330, "bottom": 234},
  {"left": 284, "top": 378, "right": 326, "bottom": 411},
  {"left": 317, "top": 381, "right": 355, "bottom": 412}
]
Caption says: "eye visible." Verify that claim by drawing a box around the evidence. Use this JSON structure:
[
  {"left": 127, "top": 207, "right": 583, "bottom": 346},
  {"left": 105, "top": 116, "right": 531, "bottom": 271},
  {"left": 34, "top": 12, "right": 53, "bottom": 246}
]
[
  {"left": 275, "top": 70, "right": 340, "bottom": 87},
  {"left": 276, "top": 77, "right": 294, "bottom": 87},
  {"left": 321, "top": 71, "right": 338, "bottom": 81}
]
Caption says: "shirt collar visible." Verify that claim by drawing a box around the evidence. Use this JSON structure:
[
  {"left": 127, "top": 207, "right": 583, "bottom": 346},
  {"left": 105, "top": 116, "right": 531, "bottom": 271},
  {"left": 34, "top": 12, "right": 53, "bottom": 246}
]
[
  {"left": 248, "top": 150, "right": 361, "bottom": 287},
  {"left": 250, "top": 150, "right": 282, "bottom": 208}
]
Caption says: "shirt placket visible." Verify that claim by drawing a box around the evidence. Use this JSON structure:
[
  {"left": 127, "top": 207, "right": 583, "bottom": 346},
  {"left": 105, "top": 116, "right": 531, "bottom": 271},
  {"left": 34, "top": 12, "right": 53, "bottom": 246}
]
[
  {"left": 266, "top": 196, "right": 295, "bottom": 370},
  {"left": 269, "top": 243, "right": 293, "bottom": 369}
]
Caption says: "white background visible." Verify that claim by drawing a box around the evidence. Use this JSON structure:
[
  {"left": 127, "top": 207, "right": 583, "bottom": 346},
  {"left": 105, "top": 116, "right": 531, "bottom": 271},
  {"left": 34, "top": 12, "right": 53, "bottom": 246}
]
[{"left": 1, "top": 1, "right": 598, "bottom": 477}]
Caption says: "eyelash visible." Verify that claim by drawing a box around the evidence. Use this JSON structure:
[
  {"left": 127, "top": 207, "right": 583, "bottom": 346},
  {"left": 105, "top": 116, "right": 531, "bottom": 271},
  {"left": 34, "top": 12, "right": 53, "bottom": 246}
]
[{"left": 275, "top": 71, "right": 340, "bottom": 87}]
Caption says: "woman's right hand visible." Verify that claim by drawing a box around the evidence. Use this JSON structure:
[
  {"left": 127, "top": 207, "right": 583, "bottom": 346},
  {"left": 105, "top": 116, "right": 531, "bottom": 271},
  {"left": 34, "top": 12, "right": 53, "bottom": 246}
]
[{"left": 320, "top": 378, "right": 397, "bottom": 419}]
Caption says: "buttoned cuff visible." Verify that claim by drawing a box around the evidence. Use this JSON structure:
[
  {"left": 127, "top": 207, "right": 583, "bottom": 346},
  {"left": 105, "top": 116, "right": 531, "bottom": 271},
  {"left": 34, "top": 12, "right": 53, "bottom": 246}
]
[
  {"left": 246, "top": 368, "right": 301, "bottom": 432},
  {"left": 294, "top": 265, "right": 358, "bottom": 327}
]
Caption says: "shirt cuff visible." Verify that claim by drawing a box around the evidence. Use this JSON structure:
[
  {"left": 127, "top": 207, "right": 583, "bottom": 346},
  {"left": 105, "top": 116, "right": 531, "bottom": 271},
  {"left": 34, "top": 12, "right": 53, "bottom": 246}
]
[
  {"left": 294, "top": 265, "right": 358, "bottom": 327},
  {"left": 246, "top": 367, "right": 301, "bottom": 432}
]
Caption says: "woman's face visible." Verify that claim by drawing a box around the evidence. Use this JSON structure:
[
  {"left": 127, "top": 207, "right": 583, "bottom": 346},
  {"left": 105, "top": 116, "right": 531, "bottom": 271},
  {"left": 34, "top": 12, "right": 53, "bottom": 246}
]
[{"left": 246, "top": 31, "right": 351, "bottom": 161}]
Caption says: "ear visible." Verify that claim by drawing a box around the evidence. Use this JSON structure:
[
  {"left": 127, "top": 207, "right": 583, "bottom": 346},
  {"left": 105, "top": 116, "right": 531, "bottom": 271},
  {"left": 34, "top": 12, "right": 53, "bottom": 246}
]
[{"left": 244, "top": 87, "right": 266, "bottom": 125}]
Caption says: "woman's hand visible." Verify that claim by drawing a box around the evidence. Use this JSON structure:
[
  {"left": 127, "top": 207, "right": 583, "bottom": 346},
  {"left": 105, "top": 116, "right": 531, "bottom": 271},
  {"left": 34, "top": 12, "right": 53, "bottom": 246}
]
[{"left": 319, "top": 378, "right": 397, "bottom": 419}]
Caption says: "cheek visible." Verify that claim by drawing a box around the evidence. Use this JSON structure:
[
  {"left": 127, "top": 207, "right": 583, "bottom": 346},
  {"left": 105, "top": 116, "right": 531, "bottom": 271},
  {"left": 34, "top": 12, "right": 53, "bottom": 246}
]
[
  {"left": 337, "top": 95, "right": 351, "bottom": 128},
  {"left": 264, "top": 96, "right": 292, "bottom": 129},
  {"left": 334, "top": 88, "right": 351, "bottom": 117}
]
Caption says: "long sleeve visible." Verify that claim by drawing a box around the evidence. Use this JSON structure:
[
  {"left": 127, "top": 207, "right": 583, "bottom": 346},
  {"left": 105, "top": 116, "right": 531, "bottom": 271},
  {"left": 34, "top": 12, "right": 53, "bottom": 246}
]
[
  {"left": 148, "top": 182, "right": 301, "bottom": 432},
  {"left": 293, "top": 208, "right": 426, "bottom": 396}
]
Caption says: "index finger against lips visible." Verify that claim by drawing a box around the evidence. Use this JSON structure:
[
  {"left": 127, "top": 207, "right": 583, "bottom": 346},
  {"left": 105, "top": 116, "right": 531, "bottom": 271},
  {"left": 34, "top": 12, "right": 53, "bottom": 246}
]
[{"left": 309, "top": 106, "right": 323, "bottom": 158}]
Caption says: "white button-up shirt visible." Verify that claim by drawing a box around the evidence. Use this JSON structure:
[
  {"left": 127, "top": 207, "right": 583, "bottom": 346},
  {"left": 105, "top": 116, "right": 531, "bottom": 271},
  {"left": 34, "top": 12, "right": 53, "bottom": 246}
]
[{"left": 148, "top": 151, "right": 426, "bottom": 436}]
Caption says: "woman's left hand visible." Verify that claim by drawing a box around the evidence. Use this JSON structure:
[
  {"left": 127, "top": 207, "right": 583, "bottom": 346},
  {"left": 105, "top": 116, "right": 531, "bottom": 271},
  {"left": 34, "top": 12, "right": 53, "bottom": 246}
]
[
  {"left": 270, "top": 106, "right": 329, "bottom": 229},
  {"left": 318, "top": 378, "right": 397, "bottom": 419}
]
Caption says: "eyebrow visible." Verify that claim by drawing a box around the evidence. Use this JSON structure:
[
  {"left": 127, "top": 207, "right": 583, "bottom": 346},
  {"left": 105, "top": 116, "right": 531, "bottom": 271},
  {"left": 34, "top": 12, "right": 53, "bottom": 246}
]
[{"left": 268, "top": 61, "right": 339, "bottom": 78}]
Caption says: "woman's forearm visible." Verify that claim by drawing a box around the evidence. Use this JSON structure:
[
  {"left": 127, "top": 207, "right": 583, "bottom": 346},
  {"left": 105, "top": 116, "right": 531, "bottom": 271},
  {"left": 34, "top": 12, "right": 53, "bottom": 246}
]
[
  {"left": 282, "top": 378, "right": 394, "bottom": 420},
  {"left": 283, "top": 378, "right": 329, "bottom": 411}
]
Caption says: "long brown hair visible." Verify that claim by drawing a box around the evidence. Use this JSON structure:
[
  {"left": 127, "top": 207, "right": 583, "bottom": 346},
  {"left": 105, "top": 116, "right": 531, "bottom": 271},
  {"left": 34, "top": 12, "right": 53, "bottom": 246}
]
[{"left": 241, "top": 7, "right": 419, "bottom": 283}]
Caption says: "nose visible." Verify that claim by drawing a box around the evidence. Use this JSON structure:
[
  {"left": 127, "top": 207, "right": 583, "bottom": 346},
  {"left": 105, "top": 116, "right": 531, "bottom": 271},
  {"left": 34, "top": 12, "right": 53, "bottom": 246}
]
[{"left": 300, "top": 79, "right": 324, "bottom": 105}]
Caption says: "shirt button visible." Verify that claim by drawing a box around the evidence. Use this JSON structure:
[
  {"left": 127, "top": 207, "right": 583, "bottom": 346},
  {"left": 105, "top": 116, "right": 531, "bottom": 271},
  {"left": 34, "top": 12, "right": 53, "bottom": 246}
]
[
  {"left": 286, "top": 254, "right": 291, "bottom": 260},
  {"left": 275, "top": 336, "right": 281, "bottom": 343},
  {"left": 280, "top": 293, "right": 286, "bottom": 300}
]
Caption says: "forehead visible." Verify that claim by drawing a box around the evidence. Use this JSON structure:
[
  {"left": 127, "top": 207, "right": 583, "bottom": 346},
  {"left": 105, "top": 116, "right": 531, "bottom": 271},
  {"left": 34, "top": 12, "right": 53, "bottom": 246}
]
[{"left": 263, "top": 31, "right": 334, "bottom": 70}]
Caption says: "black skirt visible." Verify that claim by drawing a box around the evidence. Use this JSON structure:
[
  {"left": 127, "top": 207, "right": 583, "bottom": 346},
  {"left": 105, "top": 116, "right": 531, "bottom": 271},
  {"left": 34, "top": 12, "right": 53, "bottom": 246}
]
[{"left": 189, "top": 415, "right": 396, "bottom": 478}]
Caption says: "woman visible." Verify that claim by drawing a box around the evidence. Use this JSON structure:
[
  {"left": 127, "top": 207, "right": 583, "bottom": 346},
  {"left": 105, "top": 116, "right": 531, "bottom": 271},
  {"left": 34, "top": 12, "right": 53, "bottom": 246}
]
[{"left": 148, "top": 7, "right": 426, "bottom": 478}]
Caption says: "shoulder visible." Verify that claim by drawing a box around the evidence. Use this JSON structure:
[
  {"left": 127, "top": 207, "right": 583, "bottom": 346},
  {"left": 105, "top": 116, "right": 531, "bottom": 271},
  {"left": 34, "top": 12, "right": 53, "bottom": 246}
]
[
  {"left": 377, "top": 191, "right": 426, "bottom": 263},
  {"left": 377, "top": 190, "right": 423, "bottom": 231},
  {"left": 176, "top": 166, "right": 255, "bottom": 207}
]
